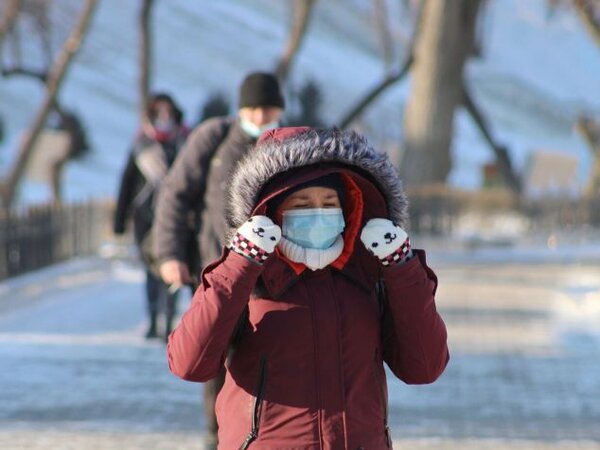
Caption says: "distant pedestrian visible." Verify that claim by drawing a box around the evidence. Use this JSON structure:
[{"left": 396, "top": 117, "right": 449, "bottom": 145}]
[
  {"left": 113, "top": 92, "right": 189, "bottom": 340},
  {"left": 167, "top": 127, "right": 449, "bottom": 449},
  {"left": 153, "top": 71, "right": 285, "bottom": 449},
  {"left": 154, "top": 72, "right": 285, "bottom": 286}
]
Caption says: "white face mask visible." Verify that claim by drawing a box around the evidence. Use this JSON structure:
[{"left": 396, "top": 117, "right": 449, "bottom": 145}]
[{"left": 240, "top": 118, "right": 279, "bottom": 138}]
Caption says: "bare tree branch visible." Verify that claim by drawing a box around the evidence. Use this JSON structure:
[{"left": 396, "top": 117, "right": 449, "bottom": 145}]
[
  {"left": 573, "top": 0, "right": 600, "bottom": 46},
  {"left": 275, "top": 0, "right": 316, "bottom": 82},
  {"left": 570, "top": 1, "right": 600, "bottom": 196},
  {"left": 373, "top": 0, "right": 394, "bottom": 67},
  {"left": 339, "top": 53, "right": 413, "bottom": 129},
  {"left": 0, "top": 0, "right": 99, "bottom": 209},
  {"left": 0, "top": 0, "right": 21, "bottom": 46},
  {"left": 27, "top": 0, "right": 52, "bottom": 67},
  {"left": 576, "top": 115, "right": 600, "bottom": 196},
  {"left": 338, "top": 1, "right": 424, "bottom": 129},
  {"left": 0, "top": 0, "right": 21, "bottom": 66},
  {"left": 461, "top": 84, "right": 521, "bottom": 192},
  {"left": 577, "top": 116, "right": 600, "bottom": 152},
  {"left": 139, "top": 0, "right": 154, "bottom": 121},
  {"left": 1, "top": 65, "right": 47, "bottom": 81}
]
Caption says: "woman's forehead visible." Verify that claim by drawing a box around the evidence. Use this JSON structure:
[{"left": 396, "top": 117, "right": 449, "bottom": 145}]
[{"left": 287, "top": 186, "right": 338, "bottom": 197}]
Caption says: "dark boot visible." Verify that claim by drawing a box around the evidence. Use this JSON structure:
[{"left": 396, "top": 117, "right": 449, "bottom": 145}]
[
  {"left": 164, "top": 316, "right": 173, "bottom": 343},
  {"left": 164, "top": 285, "right": 178, "bottom": 343},
  {"left": 145, "top": 270, "right": 160, "bottom": 339},
  {"left": 145, "top": 313, "right": 158, "bottom": 339}
]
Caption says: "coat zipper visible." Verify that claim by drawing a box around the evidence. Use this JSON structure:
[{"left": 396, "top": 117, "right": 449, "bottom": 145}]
[
  {"left": 239, "top": 356, "right": 268, "bottom": 450},
  {"left": 373, "top": 349, "right": 391, "bottom": 448}
]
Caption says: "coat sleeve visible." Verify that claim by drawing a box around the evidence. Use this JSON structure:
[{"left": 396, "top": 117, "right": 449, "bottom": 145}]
[
  {"left": 113, "top": 152, "right": 139, "bottom": 234},
  {"left": 153, "top": 119, "right": 229, "bottom": 264},
  {"left": 167, "top": 249, "right": 264, "bottom": 382},
  {"left": 380, "top": 249, "right": 449, "bottom": 384}
]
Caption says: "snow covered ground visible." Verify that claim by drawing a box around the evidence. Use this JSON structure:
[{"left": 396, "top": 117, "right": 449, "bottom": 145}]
[
  {"left": 1, "top": 247, "right": 600, "bottom": 448},
  {"left": 1, "top": 0, "right": 599, "bottom": 205}
]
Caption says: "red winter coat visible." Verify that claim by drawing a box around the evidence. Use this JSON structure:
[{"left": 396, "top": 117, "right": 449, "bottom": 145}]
[{"left": 168, "top": 128, "right": 449, "bottom": 449}]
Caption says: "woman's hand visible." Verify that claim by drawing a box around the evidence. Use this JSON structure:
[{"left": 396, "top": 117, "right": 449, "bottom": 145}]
[
  {"left": 229, "top": 216, "right": 282, "bottom": 264},
  {"left": 360, "top": 218, "right": 412, "bottom": 266}
]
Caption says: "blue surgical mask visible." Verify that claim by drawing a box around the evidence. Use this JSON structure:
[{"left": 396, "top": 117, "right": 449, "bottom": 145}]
[
  {"left": 240, "top": 118, "right": 279, "bottom": 138},
  {"left": 282, "top": 208, "right": 345, "bottom": 250}
]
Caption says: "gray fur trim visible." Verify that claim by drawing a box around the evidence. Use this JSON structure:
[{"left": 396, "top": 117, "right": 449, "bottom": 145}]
[{"left": 226, "top": 128, "right": 407, "bottom": 240}]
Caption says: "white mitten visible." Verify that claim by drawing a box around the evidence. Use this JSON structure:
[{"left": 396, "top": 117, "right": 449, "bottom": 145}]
[
  {"left": 360, "top": 218, "right": 412, "bottom": 266},
  {"left": 229, "top": 216, "right": 282, "bottom": 264}
]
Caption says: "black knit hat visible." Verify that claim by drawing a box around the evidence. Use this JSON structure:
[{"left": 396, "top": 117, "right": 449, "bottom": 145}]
[{"left": 239, "top": 72, "right": 285, "bottom": 109}]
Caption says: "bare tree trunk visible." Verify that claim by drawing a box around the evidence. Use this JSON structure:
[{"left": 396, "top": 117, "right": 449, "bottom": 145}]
[
  {"left": 0, "top": 0, "right": 98, "bottom": 209},
  {"left": 275, "top": 0, "right": 316, "bottom": 82},
  {"left": 373, "top": 0, "right": 394, "bottom": 68},
  {"left": 0, "top": 0, "right": 21, "bottom": 47},
  {"left": 573, "top": 0, "right": 600, "bottom": 47},
  {"left": 399, "top": 0, "right": 480, "bottom": 186},
  {"left": 139, "top": 0, "right": 154, "bottom": 121}
]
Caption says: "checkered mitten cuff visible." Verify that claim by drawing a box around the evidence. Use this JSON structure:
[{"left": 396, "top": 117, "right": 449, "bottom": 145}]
[
  {"left": 360, "top": 218, "right": 412, "bottom": 266},
  {"left": 229, "top": 216, "right": 281, "bottom": 265}
]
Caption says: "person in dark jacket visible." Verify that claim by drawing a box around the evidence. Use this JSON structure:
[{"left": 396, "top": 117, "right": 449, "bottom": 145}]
[
  {"left": 152, "top": 72, "right": 285, "bottom": 449},
  {"left": 167, "top": 127, "right": 449, "bottom": 449},
  {"left": 113, "top": 92, "right": 188, "bottom": 340},
  {"left": 154, "top": 72, "right": 285, "bottom": 285}
]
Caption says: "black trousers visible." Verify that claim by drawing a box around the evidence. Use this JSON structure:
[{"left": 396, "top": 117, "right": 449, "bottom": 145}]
[{"left": 145, "top": 269, "right": 178, "bottom": 332}]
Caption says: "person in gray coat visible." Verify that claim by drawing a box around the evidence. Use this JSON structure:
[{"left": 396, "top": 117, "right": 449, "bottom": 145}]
[{"left": 152, "top": 72, "right": 285, "bottom": 449}]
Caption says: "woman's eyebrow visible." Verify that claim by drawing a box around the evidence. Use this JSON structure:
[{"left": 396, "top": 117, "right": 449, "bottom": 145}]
[{"left": 290, "top": 194, "right": 310, "bottom": 201}]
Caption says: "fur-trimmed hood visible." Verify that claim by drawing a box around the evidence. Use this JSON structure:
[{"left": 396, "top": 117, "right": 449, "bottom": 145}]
[{"left": 226, "top": 128, "right": 408, "bottom": 241}]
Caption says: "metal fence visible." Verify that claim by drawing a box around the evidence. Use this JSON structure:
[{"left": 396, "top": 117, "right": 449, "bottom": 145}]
[
  {"left": 0, "top": 199, "right": 114, "bottom": 281},
  {"left": 1, "top": 189, "right": 598, "bottom": 281}
]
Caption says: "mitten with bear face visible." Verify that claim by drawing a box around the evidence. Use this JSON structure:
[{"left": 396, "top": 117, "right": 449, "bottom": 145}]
[
  {"left": 360, "top": 218, "right": 412, "bottom": 266},
  {"left": 229, "top": 216, "right": 282, "bottom": 264}
]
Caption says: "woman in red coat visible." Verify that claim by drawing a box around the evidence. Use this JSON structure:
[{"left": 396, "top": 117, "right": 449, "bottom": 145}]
[{"left": 167, "top": 127, "right": 449, "bottom": 449}]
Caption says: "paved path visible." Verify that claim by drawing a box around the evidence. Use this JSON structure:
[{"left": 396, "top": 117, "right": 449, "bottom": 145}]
[{"left": 1, "top": 246, "right": 599, "bottom": 449}]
